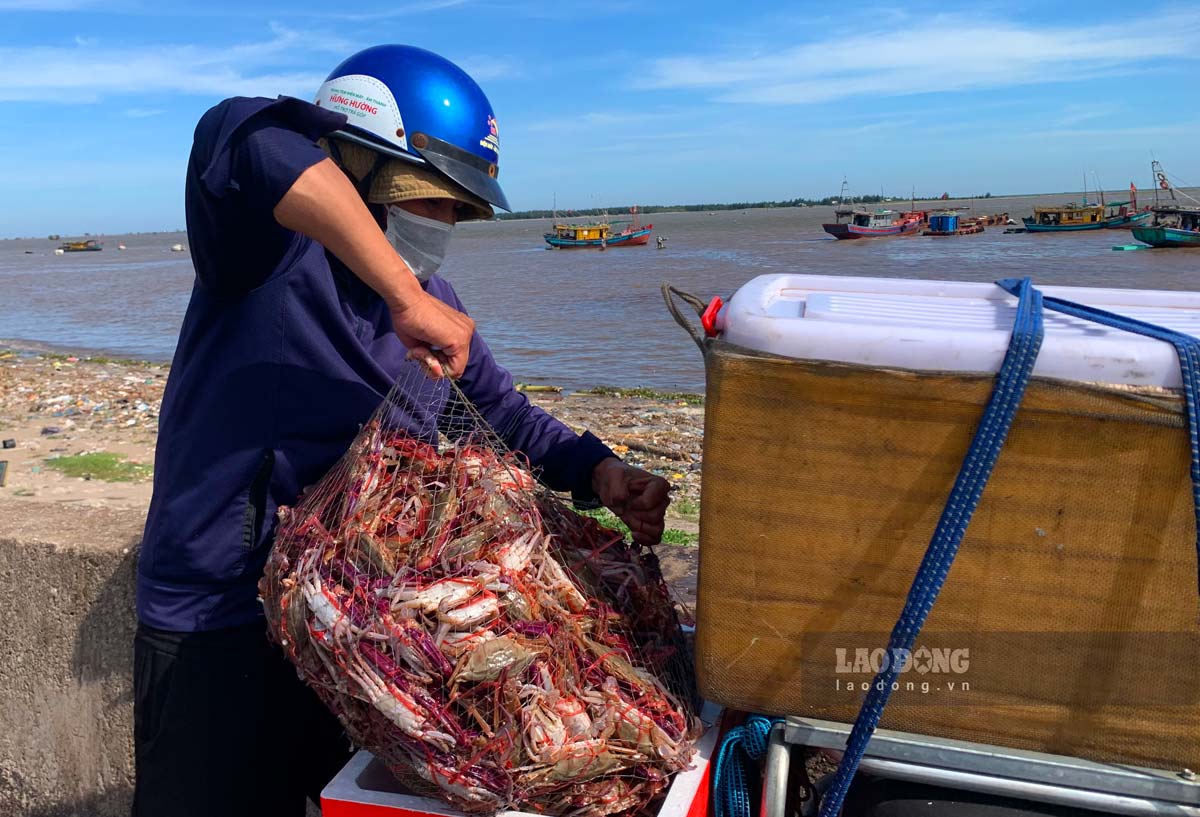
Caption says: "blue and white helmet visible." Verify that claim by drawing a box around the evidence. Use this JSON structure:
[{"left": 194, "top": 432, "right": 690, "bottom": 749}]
[{"left": 315, "top": 45, "right": 509, "bottom": 211}]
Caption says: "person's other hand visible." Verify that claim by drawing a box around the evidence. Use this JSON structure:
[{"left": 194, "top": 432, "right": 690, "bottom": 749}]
[
  {"left": 591, "top": 458, "right": 670, "bottom": 546},
  {"left": 389, "top": 293, "right": 475, "bottom": 378}
]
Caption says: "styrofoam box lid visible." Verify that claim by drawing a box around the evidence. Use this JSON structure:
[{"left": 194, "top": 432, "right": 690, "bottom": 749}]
[{"left": 718, "top": 275, "right": 1200, "bottom": 388}]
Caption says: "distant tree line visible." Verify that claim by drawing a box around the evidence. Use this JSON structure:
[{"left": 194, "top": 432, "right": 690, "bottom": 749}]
[{"left": 494, "top": 193, "right": 987, "bottom": 221}]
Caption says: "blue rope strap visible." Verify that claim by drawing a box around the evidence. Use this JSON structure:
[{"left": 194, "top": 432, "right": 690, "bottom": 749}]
[
  {"left": 818, "top": 277, "right": 1046, "bottom": 816},
  {"left": 713, "top": 715, "right": 782, "bottom": 817}
]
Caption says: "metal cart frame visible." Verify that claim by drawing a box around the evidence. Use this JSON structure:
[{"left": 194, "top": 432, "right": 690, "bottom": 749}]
[{"left": 764, "top": 718, "right": 1200, "bottom": 817}]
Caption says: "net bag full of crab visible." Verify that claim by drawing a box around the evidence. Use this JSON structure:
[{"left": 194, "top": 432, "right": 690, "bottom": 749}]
[{"left": 260, "top": 363, "right": 700, "bottom": 816}]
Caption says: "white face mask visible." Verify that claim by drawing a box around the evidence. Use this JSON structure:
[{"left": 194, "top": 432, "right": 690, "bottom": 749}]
[{"left": 385, "top": 204, "right": 454, "bottom": 282}]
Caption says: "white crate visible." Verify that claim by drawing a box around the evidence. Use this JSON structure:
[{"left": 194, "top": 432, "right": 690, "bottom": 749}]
[{"left": 321, "top": 707, "right": 722, "bottom": 817}]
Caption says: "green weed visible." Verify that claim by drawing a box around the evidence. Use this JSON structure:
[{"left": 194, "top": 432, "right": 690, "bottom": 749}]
[{"left": 45, "top": 452, "right": 153, "bottom": 482}]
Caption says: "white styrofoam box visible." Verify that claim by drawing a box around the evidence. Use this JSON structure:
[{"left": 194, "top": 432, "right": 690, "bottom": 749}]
[
  {"left": 718, "top": 275, "right": 1200, "bottom": 388},
  {"left": 321, "top": 703, "right": 723, "bottom": 817}
]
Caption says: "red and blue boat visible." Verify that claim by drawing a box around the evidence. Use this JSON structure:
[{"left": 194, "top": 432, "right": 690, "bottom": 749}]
[{"left": 823, "top": 207, "right": 925, "bottom": 239}]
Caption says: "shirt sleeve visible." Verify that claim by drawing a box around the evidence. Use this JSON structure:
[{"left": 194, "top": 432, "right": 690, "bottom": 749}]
[
  {"left": 185, "top": 96, "right": 348, "bottom": 293},
  {"left": 434, "top": 283, "right": 617, "bottom": 504}
]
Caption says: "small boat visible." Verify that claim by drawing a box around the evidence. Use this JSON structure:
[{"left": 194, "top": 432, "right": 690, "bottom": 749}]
[
  {"left": 117, "top": 244, "right": 127, "bottom": 251},
  {"left": 170, "top": 243, "right": 185, "bottom": 252},
  {"left": 922, "top": 211, "right": 1006, "bottom": 236},
  {"left": 59, "top": 239, "right": 102, "bottom": 252},
  {"left": 823, "top": 207, "right": 924, "bottom": 239},
  {"left": 543, "top": 206, "right": 652, "bottom": 249}
]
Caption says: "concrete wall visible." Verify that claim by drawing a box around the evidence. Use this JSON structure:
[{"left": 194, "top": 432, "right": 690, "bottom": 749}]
[{"left": 0, "top": 502, "right": 144, "bottom": 817}]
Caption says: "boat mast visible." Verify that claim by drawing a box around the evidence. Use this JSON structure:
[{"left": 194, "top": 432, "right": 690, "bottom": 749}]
[
  {"left": 1092, "top": 171, "right": 1106, "bottom": 208},
  {"left": 1152, "top": 160, "right": 1176, "bottom": 204}
]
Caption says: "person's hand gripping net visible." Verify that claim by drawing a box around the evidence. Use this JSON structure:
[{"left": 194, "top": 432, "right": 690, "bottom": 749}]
[{"left": 390, "top": 294, "right": 474, "bottom": 379}]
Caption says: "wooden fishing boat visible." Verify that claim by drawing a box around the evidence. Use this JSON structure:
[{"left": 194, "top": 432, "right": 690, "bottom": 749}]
[
  {"left": 1023, "top": 202, "right": 1105, "bottom": 232},
  {"left": 823, "top": 208, "right": 925, "bottom": 239},
  {"left": 543, "top": 205, "right": 652, "bottom": 249},
  {"left": 1131, "top": 215, "right": 1200, "bottom": 248},
  {"left": 1024, "top": 174, "right": 1150, "bottom": 232},
  {"left": 1129, "top": 162, "right": 1200, "bottom": 248},
  {"left": 1131, "top": 205, "right": 1200, "bottom": 248},
  {"left": 543, "top": 221, "right": 652, "bottom": 248},
  {"left": 59, "top": 239, "right": 102, "bottom": 252}
]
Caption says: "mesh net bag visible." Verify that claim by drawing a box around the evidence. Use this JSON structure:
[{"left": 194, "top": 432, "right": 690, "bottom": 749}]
[{"left": 259, "top": 361, "right": 699, "bottom": 815}]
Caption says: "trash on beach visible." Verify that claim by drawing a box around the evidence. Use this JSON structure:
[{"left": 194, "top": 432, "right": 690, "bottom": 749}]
[
  {"left": 2, "top": 439, "right": 14, "bottom": 450},
  {"left": 40, "top": 426, "right": 61, "bottom": 436},
  {"left": 260, "top": 367, "right": 698, "bottom": 815}
]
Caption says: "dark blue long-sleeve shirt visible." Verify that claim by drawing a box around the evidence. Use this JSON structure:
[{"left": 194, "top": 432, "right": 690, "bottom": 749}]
[{"left": 137, "top": 96, "right": 614, "bottom": 632}]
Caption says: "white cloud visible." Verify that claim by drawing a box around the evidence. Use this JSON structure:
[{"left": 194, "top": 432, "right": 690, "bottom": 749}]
[
  {"left": 0, "top": 23, "right": 516, "bottom": 103},
  {"left": 640, "top": 9, "right": 1200, "bottom": 105},
  {"left": 0, "top": 27, "right": 338, "bottom": 102},
  {"left": 523, "top": 109, "right": 685, "bottom": 133},
  {"left": 302, "top": 0, "right": 469, "bottom": 21},
  {"left": 124, "top": 107, "right": 166, "bottom": 118},
  {"left": 455, "top": 54, "right": 519, "bottom": 82}
]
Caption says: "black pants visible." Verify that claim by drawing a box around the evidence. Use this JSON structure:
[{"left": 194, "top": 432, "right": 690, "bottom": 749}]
[{"left": 132, "top": 621, "right": 353, "bottom": 817}]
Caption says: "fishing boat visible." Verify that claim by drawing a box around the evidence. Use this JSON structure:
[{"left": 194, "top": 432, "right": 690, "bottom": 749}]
[
  {"left": 1023, "top": 202, "right": 1106, "bottom": 232},
  {"left": 823, "top": 207, "right": 924, "bottom": 239},
  {"left": 543, "top": 206, "right": 652, "bottom": 249},
  {"left": 1129, "top": 161, "right": 1200, "bottom": 248},
  {"left": 1129, "top": 209, "right": 1200, "bottom": 248},
  {"left": 821, "top": 178, "right": 926, "bottom": 239},
  {"left": 1022, "top": 201, "right": 1150, "bottom": 232},
  {"left": 1023, "top": 173, "right": 1151, "bottom": 232},
  {"left": 58, "top": 239, "right": 102, "bottom": 252}
]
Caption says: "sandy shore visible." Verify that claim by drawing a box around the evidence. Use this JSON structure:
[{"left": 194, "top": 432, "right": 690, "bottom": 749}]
[{"left": 0, "top": 349, "right": 705, "bottom": 603}]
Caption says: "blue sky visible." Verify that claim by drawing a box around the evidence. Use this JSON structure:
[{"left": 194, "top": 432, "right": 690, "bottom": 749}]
[{"left": 1, "top": 0, "right": 1197, "bottom": 237}]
